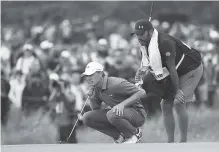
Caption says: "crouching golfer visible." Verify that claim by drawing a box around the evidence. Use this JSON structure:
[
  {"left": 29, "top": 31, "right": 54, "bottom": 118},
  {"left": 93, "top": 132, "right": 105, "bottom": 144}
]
[{"left": 81, "top": 62, "right": 147, "bottom": 144}]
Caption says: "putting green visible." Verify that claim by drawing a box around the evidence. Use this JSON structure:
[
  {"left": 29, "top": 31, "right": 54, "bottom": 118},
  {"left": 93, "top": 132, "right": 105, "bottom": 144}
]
[{"left": 2, "top": 143, "right": 219, "bottom": 152}]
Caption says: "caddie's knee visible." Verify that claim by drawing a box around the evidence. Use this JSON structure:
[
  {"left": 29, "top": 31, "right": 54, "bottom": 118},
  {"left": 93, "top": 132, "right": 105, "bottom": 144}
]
[
  {"left": 160, "top": 99, "right": 173, "bottom": 115},
  {"left": 174, "top": 102, "right": 186, "bottom": 114}
]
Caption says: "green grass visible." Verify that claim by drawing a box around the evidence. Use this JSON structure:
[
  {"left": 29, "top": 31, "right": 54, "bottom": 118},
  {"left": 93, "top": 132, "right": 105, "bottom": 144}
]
[
  {"left": 2, "top": 105, "right": 219, "bottom": 145},
  {"left": 77, "top": 106, "right": 219, "bottom": 143},
  {"left": 1, "top": 106, "right": 59, "bottom": 145}
]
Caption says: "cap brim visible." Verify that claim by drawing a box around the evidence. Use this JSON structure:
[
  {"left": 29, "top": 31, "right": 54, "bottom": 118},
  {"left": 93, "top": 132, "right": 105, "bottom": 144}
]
[
  {"left": 131, "top": 30, "right": 145, "bottom": 36},
  {"left": 81, "top": 69, "right": 103, "bottom": 78},
  {"left": 80, "top": 71, "right": 94, "bottom": 78},
  {"left": 81, "top": 73, "right": 89, "bottom": 78}
]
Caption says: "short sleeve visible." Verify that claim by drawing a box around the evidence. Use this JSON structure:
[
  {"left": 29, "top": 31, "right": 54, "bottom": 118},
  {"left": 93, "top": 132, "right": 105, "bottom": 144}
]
[
  {"left": 115, "top": 79, "right": 142, "bottom": 96},
  {"left": 160, "top": 39, "right": 176, "bottom": 61}
]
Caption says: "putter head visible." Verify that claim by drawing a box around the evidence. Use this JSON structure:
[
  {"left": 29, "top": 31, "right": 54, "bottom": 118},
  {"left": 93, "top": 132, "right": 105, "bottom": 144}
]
[{"left": 59, "top": 140, "right": 68, "bottom": 144}]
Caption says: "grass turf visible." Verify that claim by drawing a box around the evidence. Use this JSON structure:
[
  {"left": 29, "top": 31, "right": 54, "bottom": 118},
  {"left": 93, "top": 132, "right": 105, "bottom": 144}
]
[{"left": 1, "top": 105, "right": 219, "bottom": 144}]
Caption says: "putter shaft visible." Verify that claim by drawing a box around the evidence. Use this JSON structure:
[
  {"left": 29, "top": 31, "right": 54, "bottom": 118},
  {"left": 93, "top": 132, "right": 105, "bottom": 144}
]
[{"left": 66, "top": 96, "right": 90, "bottom": 141}]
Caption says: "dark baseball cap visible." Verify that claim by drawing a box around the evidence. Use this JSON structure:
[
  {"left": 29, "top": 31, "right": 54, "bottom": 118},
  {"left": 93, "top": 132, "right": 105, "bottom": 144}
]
[{"left": 131, "top": 20, "right": 153, "bottom": 35}]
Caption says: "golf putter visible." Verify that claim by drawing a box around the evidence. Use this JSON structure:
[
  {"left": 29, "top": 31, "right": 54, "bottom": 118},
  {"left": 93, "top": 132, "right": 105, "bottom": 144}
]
[{"left": 59, "top": 96, "right": 90, "bottom": 143}]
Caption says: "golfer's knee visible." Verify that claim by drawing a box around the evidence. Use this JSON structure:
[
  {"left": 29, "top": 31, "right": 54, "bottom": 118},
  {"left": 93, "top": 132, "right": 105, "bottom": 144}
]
[
  {"left": 82, "top": 111, "right": 93, "bottom": 126},
  {"left": 160, "top": 100, "right": 173, "bottom": 115},
  {"left": 106, "top": 110, "right": 119, "bottom": 124}
]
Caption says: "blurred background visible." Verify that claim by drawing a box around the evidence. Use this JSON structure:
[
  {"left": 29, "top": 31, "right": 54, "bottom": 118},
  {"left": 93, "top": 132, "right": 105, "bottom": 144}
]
[{"left": 1, "top": 1, "right": 219, "bottom": 144}]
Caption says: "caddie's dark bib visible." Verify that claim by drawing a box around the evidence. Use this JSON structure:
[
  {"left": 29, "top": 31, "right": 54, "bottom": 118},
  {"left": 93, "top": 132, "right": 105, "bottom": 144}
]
[{"left": 158, "top": 32, "right": 202, "bottom": 76}]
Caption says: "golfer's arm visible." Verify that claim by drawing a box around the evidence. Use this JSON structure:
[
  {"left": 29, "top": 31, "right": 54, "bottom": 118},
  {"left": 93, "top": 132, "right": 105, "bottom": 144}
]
[
  {"left": 121, "top": 88, "right": 146, "bottom": 107},
  {"left": 89, "top": 96, "right": 102, "bottom": 110},
  {"left": 115, "top": 81, "right": 146, "bottom": 107}
]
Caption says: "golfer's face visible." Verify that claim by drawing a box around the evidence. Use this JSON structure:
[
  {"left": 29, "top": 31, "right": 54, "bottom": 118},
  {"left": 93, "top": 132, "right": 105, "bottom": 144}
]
[{"left": 85, "top": 72, "right": 101, "bottom": 87}]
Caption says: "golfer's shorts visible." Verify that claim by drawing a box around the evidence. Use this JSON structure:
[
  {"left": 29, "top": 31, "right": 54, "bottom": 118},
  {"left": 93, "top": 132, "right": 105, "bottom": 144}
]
[{"left": 142, "top": 63, "right": 203, "bottom": 101}]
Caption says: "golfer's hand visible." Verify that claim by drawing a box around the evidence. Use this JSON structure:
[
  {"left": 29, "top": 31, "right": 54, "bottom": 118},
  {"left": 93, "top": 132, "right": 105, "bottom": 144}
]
[
  {"left": 112, "top": 103, "right": 125, "bottom": 117},
  {"left": 174, "top": 89, "right": 186, "bottom": 104},
  {"left": 77, "top": 113, "right": 83, "bottom": 120},
  {"left": 87, "top": 86, "right": 95, "bottom": 96}
]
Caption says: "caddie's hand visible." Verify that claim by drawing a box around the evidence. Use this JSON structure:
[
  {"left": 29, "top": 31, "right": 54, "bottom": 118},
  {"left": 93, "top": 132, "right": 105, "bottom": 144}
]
[
  {"left": 135, "top": 73, "right": 142, "bottom": 84},
  {"left": 112, "top": 103, "right": 125, "bottom": 117},
  {"left": 140, "top": 66, "right": 149, "bottom": 72},
  {"left": 174, "top": 89, "right": 186, "bottom": 104},
  {"left": 135, "top": 66, "right": 149, "bottom": 83}
]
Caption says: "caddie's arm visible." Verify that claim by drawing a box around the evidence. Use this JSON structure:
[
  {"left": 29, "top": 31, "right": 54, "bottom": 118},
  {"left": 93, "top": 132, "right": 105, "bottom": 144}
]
[
  {"left": 162, "top": 40, "right": 180, "bottom": 93},
  {"left": 135, "top": 48, "right": 150, "bottom": 85},
  {"left": 135, "top": 68, "right": 143, "bottom": 85}
]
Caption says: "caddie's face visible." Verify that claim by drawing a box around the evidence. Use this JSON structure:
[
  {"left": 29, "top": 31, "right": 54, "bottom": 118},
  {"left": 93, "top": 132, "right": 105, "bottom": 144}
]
[
  {"left": 136, "top": 30, "right": 151, "bottom": 46},
  {"left": 85, "top": 72, "right": 102, "bottom": 87}
]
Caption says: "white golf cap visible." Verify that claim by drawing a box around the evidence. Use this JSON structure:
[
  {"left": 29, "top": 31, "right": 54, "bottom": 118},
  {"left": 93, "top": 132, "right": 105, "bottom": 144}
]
[
  {"left": 81, "top": 62, "right": 104, "bottom": 77},
  {"left": 98, "top": 38, "right": 108, "bottom": 46},
  {"left": 61, "top": 50, "right": 71, "bottom": 58},
  {"left": 49, "top": 73, "right": 59, "bottom": 81},
  {"left": 23, "top": 43, "right": 33, "bottom": 51},
  {"left": 40, "top": 40, "right": 54, "bottom": 50}
]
